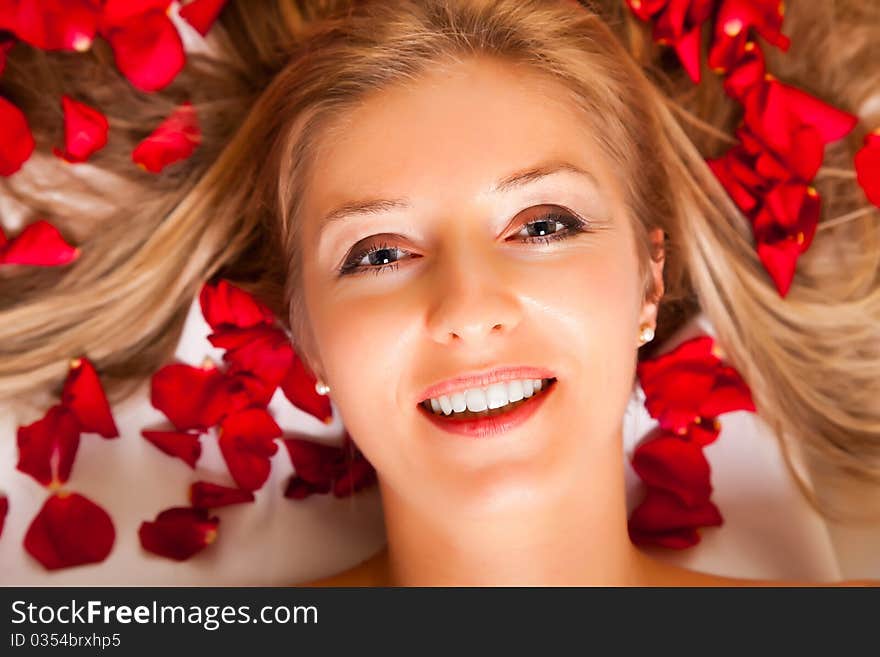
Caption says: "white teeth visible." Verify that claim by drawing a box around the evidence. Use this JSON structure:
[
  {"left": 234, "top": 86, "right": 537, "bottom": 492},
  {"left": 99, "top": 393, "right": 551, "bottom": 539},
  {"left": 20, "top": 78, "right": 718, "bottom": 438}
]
[
  {"left": 423, "top": 378, "right": 554, "bottom": 415},
  {"left": 465, "top": 388, "right": 488, "bottom": 412}
]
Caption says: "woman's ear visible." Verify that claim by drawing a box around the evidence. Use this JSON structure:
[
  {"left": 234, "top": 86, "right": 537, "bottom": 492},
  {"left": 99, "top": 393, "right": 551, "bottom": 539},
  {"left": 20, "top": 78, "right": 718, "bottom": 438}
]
[{"left": 638, "top": 227, "right": 666, "bottom": 331}]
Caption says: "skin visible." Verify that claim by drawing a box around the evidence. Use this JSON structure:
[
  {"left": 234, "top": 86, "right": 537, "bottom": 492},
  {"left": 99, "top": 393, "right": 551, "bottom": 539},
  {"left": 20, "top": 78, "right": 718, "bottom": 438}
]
[{"left": 294, "top": 55, "right": 873, "bottom": 587}]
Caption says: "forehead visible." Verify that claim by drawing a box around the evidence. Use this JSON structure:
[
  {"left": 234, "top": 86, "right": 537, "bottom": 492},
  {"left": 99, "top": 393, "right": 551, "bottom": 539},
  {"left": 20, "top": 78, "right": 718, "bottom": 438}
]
[{"left": 302, "top": 56, "right": 623, "bottom": 226}]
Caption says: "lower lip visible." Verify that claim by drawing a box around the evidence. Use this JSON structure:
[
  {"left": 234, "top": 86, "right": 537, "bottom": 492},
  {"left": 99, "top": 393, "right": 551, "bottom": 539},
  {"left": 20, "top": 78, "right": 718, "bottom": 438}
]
[{"left": 417, "top": 379, "right": 557, "bottom": 438}]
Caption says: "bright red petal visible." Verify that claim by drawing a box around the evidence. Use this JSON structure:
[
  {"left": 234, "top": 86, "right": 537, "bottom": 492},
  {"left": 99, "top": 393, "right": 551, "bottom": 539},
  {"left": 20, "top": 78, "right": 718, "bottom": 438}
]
[
  {"left": 178, "top": 0, "right": 227, "bottom": 36},
  {"left": 141, "top": 430, "right": 201, "bottom": 467},
  {"left": 60, "top": 357, "right": 119, "bottom": 438},
  {"left": 0, "top": 219, "right": 79, "bottom": 266},
  {"left": 138, "top": 506, "right": 218, "bottom": 561},
  {"left": 132, "top": 101, "right": 200, "bottom": 172},
  {"left": 628, "top": 488, "right": 722, "bottom": 549},
  {"left": 855, "top": 131, "right": 880, "bottom": 208},
  {"left": 199, "top": 279, "right": 275, "bottom": 330},
  {"left": 100, "top": 0, "right": 172, "bottom": 28},
  {"left": 0, "top": 97, "right": 35, "bottom": 176},
  {"left": 217, "top": 409, "right": 280, "bottom": 491},
  {"left": 24, "top": 491, "right": 115, "bottom": 570},
  {"left": 0, "top": 495, "right": 7, "bottom": 539},
  {"left": 756, "top": 236, "right": 801, "bottom": 297},
  {"left": 1, "top": 0, "right": 100, "bottom": 51},
  {"left": 280, "top": 351, "right": 334, "bottom": 424},
  {"left": 190, "top": 481, "right": 255, "bottom": 509},
  {"left": 16, "top": 404, "right": 81, "bottom": 488},
  {"left": 104, "top": 10, "right": 184, "bottom": 93},
  {"left": 150, "top": 362, "right": 251, "bottom": 431},
  {"left": 209, "top": 326, "right": 294, "bottom": 395},
  {"left": 631, "top": 432, "right": 712, "bottom": 507},
  {"left": 53, "top": 95, "right": 108, "bottom": 163}
]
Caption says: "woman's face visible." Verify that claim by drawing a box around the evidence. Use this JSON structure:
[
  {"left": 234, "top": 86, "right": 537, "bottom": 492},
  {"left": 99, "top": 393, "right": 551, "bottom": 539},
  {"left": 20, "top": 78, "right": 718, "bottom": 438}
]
[{"left": 298, "top": 56, "right": 661, "bottom": 514}]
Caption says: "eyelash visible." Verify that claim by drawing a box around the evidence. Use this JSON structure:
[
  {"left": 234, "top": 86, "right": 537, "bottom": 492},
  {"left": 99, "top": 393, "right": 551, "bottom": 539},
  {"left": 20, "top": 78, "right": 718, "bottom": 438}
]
[{"left": 338, "top": 210, "right": 592, "bottom": 277}]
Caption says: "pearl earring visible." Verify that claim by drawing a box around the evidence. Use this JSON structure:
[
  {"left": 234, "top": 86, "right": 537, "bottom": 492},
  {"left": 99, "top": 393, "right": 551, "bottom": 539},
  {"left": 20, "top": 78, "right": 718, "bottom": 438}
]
[
  {"left": 638, "top": 324, "right": 655, "bottom": 346},
  {"left": 315, "top": 380, "right": 330, "bottom": 396}
]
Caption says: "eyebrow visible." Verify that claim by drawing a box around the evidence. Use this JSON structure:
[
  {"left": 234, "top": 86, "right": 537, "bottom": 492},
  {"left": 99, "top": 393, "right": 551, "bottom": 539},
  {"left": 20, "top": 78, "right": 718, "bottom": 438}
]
[{"left": 317, "top": 161, "right": 599, "bottom": 234}]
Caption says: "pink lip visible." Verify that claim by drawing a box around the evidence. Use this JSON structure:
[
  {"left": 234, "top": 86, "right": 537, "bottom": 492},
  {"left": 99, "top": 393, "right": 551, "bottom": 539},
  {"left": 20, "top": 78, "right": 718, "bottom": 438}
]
[
  {"left": 417, "top": 378, "right": 557, "bottom": 438},
  {"left": 416, "top": 366, "right": 557, "bottom": 404}
]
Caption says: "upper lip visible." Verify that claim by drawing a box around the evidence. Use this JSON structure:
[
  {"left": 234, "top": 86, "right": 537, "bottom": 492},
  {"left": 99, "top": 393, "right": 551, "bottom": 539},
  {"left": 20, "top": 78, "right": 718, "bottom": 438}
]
[{"left": 417, "top": 366, "right": 557, "bottom": 404}]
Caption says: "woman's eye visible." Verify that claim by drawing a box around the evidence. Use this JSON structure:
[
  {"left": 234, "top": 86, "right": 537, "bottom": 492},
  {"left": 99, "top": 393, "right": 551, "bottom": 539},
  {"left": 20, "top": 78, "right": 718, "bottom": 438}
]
[{"left": 337, "top": 209, "right": 591, "bottom": 277}]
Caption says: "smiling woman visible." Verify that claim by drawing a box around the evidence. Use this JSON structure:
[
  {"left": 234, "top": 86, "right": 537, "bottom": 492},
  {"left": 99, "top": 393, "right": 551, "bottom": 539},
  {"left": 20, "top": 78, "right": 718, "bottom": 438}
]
[{"left": 1, "top": 0, "right": 879, "bottom": 586}]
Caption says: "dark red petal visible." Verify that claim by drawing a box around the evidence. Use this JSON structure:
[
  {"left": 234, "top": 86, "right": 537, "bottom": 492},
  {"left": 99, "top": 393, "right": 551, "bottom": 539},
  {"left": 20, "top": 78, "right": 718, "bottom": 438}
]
[
  {"left": 104, "top": 10, "right": 184, "bottom": 93},
  {"left": 24, "top": 491, "right": 115, "bottom": 570},
  {"left": 60, "top": 357, "right": 119, "bottom": 438},
  {"left": 0, "top": 219, "right": 79, "bottom": 266},
  {"left": 282, "top": 435, "right": 346, "bottom": 485},
  {"left": 138, "top": 506, "right": 218, "bottom": 561},
  {"left": 280, "top": 351, "right": 334, "bottom": 424},
  {"left": 199, "top": 279, "right": 275, "bottom": 330},
  {"left": 0, "top": 97, "right": 35, "bottom": 176},
  {"left": 628, "top": 488, "right": 722, "bottom": 549},
  {"left": 132, "top": 101, "right": 200, "bottom": 172},
  {"left": 190, "top": 481, "right": 255, "bottom": 509},
  {"left": 0, "top": 37, "right": 15, "bottom": 76},
  {"left": 0, "top": 494, "right": 7, "bottom": 539},
  {"left": 53, "top": 95, "right": 108, "bottom": 163},
  {"left": 855, "top": 131, "right": 880, "bottom": 208},
  {"left": 16, "top": 404, "right": 81, "bottom": 488},
  {"left": 141, "top": 430, "right": 201, "bottom": 468},
  {"left": 217, "top": 409, "right": 281, "bottom": 491},
  {"left": 283, "top": 475, "right": 331, "bottom": 500},
  {"left": 150, "top": 361, "right": 250, "bottom": 431},
  {"left": 631, "top": 432, "right": 712, "bottom": 507},
  {"left": 332, "top": 457, "right": 377, "bottom": 498},
  {"left": 1, "top": 0, "right": 99, "bottom": 51},
  {"left": 178, "top": 0, "right": 227, "bottom": 36}
]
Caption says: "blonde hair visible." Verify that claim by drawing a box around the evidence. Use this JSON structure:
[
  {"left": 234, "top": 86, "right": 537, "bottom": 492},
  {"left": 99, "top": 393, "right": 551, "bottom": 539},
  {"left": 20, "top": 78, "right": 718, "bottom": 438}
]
[{"left": 1, "top": 0, "right": 878, "bottom": 521}]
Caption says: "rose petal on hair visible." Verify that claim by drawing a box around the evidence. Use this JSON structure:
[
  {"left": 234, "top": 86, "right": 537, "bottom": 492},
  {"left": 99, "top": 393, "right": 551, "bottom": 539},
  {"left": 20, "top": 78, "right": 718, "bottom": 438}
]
[
  {"left": 855, "top": 131, "right": 880, "bottom": 208},
  {"left": 0, "top": 0, "right": 100, "bottom": 51},
  {"left": 0, "top": 97, "right": 35, "bottom": 176},
  {"left": 61, "top": 357, "right": 119, "bottom": 438},
  {"left": 16, "top": 404, "right": 81, "bottom": 488},
  {"left": 217, "top": 409, "right": 280, "bottom": 491},
  {"left": 150, "top": 361, "right": 251, "bottom": 431},
  {"left": 24, "top": 491, "right": 115, "bottom": 570},
  {"left": 141, "top": 430, "right": 202, "bottom": 468},
  {"left": 138, "top": 506, "right": 218, "bottom": 561},
  {"left": 103, "top": 9, "right": 184, "bottom": 92},
  {"left": 190, "top": 481, "right": 255, "bottom": 509},
  {"left": 199, "top": 279, "right": 276, "bottom": 330},
  {"left": 628, "top": 488, "right": 722, "bottom": 549},
  {"left": 132, "top": 101, "right": 200, "bottom": 172},
  {"left": 0, "top": 38, "right": 14, "bottom": 76},
  {"left": 0, "top": 219, "right": 79, "bottom": 266},
  {"left": 280, "top": 351, "right": 334, "bottom": 425},
  {"left": 0, "top": 494, "right": 7, "bottom": 539},
  {"left": 53, "top": 95, "right": 108, "bottom": 163},
  {"left": 632, "top": 432, "right": 712, "bottom": 507},
  {"left": 178, "top": 0, "right": 228, "bottom": 37}
]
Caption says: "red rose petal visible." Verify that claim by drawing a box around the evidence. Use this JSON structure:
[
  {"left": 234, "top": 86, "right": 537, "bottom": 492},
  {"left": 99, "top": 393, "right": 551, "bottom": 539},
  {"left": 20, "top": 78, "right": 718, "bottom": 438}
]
[
  {"left": 103, "top": 9, "right": 184, "bottom": 93},
  {"left": 100, "top": 0, "right": 172, "bottom": 27},
  {"left": 24, "top": 491, "right": 115, "bottom": 570},
  {"left": 280, "top": 351, "right": 334, "bottom": 424},
  {"left": 150, "top": 361, "right": 251, "bottom": 431},
  {"left": 16, "top": 404, "right": 81, "bottom": 488},
  {"left": 61, "top": 357, "right": 119, "bottom": 438},
  {"left": 53, "top": 95, "right": 108, "bottom": 163},
  {"left": 138, "top": 506, "right": 218, "bottom": 561},
  {"left": 217, "top": 409, "right": 280, "bottom": 491},
  {"left": 0, "top": 219, "right": 79, "bottom": 266},
  {"left": 190, "top": 481, "right": 255, "bottom": 509},
  {"left": 282, "top": 432, "right": 377, "bottom": 499},
  {"left": 332, "top": 456, "right": 377, "bottom": 498},
  {"left": 178, "top": 0, "right": 228, "bottom": 37},
  {"left": 0, "top": 0, "right": 100, "bottom": 52},
  {"left": 132, "top": 101, "right": 200, "bottom": 172},
  {"left": 209, "top": 326, "right": 294, "bottom": 393},
  {"left": 855, "top": 131, "right": 880, "bottom": 208},
  {"left": 631, "top": 432, "right": 712, "bottom": 507},
  {"left": 0, "top": 38, "right": 14, "bottom": 76},
  {"left": 0, "top": 97, "right": 35, "bottom": 176},
  {"left": 0, "top": 495, "right": 7, "bottom": 539},
  {"left": 141, "top": 430, "right": 201, "bottom": 467},
  {"left": 199, "top": 279, "right": 275, "bottom": 330},
  {"left": 283, "top": 476, "right": 332, "bottom": 500},
  {"left": 628, "top": 487, "right": 722, "bottom": 549}
]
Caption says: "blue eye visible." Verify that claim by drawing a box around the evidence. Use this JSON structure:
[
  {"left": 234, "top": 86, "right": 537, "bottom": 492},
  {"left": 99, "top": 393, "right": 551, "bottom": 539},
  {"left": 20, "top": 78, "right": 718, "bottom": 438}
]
[{"left": 338, "top": 209, "right": 592, "bottom": 277}]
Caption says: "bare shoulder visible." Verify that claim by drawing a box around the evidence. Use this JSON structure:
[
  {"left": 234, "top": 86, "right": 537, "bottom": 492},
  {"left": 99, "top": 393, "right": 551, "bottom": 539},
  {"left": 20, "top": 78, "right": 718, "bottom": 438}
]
[{"left": 294, "top": 547, "right": 391, "bottom": 587}]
